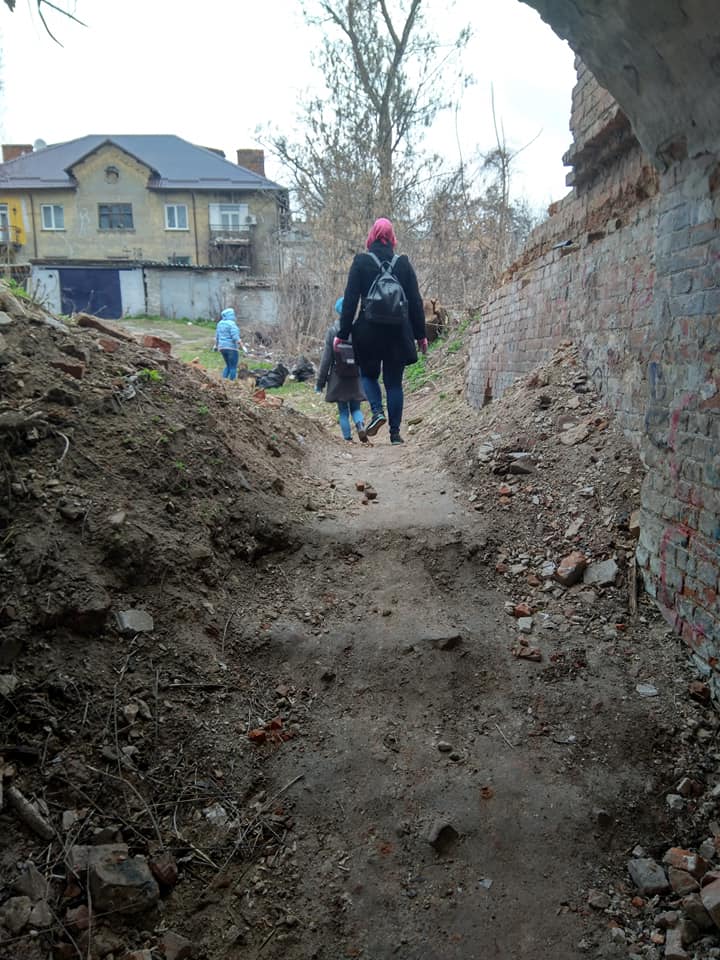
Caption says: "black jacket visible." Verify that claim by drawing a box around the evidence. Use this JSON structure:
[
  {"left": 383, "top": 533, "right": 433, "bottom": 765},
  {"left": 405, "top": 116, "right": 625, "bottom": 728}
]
[{"left": 338, "top": 240, "right": 425, "bottom": 369}]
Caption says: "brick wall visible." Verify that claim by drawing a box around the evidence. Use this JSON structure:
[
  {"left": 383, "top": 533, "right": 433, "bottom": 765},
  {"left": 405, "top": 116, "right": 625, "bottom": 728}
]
[{"left": 467, "top": 64, "right": 720, "bottom": 688}]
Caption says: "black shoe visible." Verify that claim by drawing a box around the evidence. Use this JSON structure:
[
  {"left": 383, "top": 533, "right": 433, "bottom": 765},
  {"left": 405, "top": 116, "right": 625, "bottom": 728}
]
[
  {"left": 357, "top": 423, "right": 368, "bottom": 443},
  {"left": 366, "top": 412, "right": 387, "bottom": 437},
  {"left": 390, "top": 432, "right": 404, "bottom": 444}
]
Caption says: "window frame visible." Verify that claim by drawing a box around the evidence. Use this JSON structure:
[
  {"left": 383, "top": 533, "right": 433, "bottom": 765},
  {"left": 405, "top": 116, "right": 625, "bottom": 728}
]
[
  {"left": 98, "top": 203, "right": 134, "bottom": 231},
  {"left": 40, "top": 203, "right": 65, "bottom": 231},
  {"left": 165, "top": 203, "right": 189, "bottom": 231}
]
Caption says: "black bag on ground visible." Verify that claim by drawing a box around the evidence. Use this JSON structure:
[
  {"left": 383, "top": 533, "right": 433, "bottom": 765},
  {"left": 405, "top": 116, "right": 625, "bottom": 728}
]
[
  {"left": 362, "top": 252, "right": 408, "bottom": 327},
  {"left": 291, "top": 356, "right": 315, "bottom": 382},
  {"left": 334, "top": 341, "right": 358, "bottom": 377},
  {"left": 255, "top": 363, "right": 289, "bottom": 389}
]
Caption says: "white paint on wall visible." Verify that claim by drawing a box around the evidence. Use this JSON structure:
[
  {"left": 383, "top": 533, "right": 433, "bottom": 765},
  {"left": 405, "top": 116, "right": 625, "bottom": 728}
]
[
  {"left": 28, "top": 266, "right": 61, "bottom": 313},
  {"left": 119, "top": 268, "right": 145, "bottom": 315}
]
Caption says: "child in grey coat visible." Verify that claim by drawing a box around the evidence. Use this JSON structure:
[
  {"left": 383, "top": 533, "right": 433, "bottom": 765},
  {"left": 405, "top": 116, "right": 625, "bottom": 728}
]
[{"left": 315, "top": 298, "right": 367, "bottom": 442}]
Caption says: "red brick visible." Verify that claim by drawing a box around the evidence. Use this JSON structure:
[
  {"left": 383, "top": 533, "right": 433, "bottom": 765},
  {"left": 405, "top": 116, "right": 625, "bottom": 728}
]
[
  {"left": 76, "top": 313, "right": 134, "bottom": 342},
  {"left": 50, "top": 359, "right": 85, "bottom": 380},
  {"left": 98, "top": 337, "right": 120, "bottom": 354},
  {"left": 142, "top": 335, "right": 172, "bottom": 355}
]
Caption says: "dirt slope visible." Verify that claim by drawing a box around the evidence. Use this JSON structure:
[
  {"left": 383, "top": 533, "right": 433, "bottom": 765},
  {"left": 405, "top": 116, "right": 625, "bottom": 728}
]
[{"left": 1, "top": 300, "right": 719, "bottom": 960}]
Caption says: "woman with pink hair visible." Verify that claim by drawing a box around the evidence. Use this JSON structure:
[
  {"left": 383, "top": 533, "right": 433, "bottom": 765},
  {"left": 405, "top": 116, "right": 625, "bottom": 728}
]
[{"left": 335, "top": 218, "right": 426, "bottom": 444}]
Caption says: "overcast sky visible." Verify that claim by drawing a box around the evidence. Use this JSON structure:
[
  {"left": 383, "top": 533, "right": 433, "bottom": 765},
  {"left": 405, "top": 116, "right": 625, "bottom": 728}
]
[{"left": 0, "top": 0, "right": 577, "bottom": 211}]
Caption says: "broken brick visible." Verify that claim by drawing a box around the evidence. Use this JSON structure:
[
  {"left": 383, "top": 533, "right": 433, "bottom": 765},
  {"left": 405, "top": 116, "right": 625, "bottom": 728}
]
[
  {"left": 76, "top": 313, "right": 134, "bottom": 341},
  {"left": 98, "top": 337, "right": 121, "bottom": 354},
  {"left": 142, "top": 335, "right": 172, "bottom": 355},
  {"left": 50, "top": 359, "right": 85, "bottom": 380}
]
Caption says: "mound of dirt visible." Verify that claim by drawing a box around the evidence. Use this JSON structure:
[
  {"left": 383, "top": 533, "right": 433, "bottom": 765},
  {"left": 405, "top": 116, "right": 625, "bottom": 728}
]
[{"left": 0, "top": 286, "right": 332, "bottom": 958}]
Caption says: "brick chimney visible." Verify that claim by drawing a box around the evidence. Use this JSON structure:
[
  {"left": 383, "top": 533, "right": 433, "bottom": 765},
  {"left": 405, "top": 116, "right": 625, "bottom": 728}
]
[
  {"left": 2, "top": 144, "right": 33, "bottom": 162},
  {"left": 236, "top": 149, "right": 265, "bottom": 176}
]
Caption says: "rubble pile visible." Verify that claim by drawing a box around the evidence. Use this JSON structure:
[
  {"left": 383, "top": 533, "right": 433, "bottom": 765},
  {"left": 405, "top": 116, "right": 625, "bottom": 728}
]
[
  {"left": 0, "top": 284, "right": 326, "bottom": 958},
  {"left": 413, "top": 338, "right": 720, "bottom": 958}
]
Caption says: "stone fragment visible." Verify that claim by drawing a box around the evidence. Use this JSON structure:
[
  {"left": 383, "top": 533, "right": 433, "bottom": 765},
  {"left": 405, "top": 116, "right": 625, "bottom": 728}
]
[
  {"left": 160, "top": 930, "right": 194, "bottom": 960},
  {"left": 513, "top": 602, "right": 532, "bottom": 617},
  {"left": 637, "top": 683, "right": 659, "bottom": 697},
  {"left": 628, "top": 509, "right": 641, "bottom": 537},
  {"left": 76, "top": 313, "right": 134, "bottom": 341},
  {"left": 681, "top": 893, "right": 714, "bottom": 931},
  {"left": 700, "top": 878, "right": 720, "bottom": 927},
  {"left": 0, "top": 673, "right": 18, "bottom": 696},
  {"left": 28, "top": 899, "right": 52, "bottom": 928},
  {"left": 437, "top": 741, "right": 452, "bottom": 753},
  {"left": 115, "top": 609, "right": 154, "bottom": 635},
  {"left": 109, "top": 510, "right": 127, "bottom": 527},
  {"left": 424, "top": 820, "right": 459, "bottom": 853},
  {"left": 663, "top": 848, "right": 709, "bottom": 880},
  {"left": 58, "top": 499, "right": 87, "bottom": 521},
  {"left": 583, "top": 559, "right": 619, "bottom": 586},
  {"left": 92, "top": 825, "right": 123, "bottom": 844},
  {"left": 587, "top": 889, "right": 610, "bottom": 910},
  {"left": 666, "top": 794, "right": 685, "bottom": 813},
  {"left": 664, "top": 927, "right": 689, "bottom": 959},
  {"left": 669, "top": 868, "right": 699, "bottom": 896},
  {"left": 0, "top": 896, "right": 32, "bottom": 934},
  {"left": 565, "top": 517, "right": 584, "bottom": 539},
  {"left": 88, "top": 848, "right": 159, "bottom": 915},
  {"left": 0, "top": 310, "right": 14, "bottom": 326},
  {"left": 65, "top": 904, "right": 91, "bottom": 930},
  {"left": 150, "top": 851, "right": 178, "bottom": 889},
  {"left": 13, "top": 863, "right": 49, "bottom": 901},
  {"left": 44, "top": 384, "right": 80, "bottom": 405},
  {"left": 628, "top": 858, "right": 670, "bottom": 896},
  {"left": 559, "top": 422, "right": 590, "bottom": 445},
  {"left": 142, "top": 335, "right": 172, "bottom": 355},
  {"left": 517, "top": 617, "right": 533, "bottom": 634},
  {"left": 554, "top": 551, "right": 587, "bottom": 586}
]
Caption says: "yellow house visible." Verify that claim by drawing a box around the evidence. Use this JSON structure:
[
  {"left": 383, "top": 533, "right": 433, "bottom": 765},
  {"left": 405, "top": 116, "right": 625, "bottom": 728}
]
[
  {"left": 0, "top": 136, "right": 288, "bottom": 271},
  {"left": 0, "top": 136, "right": 290, "bottom": 320}
]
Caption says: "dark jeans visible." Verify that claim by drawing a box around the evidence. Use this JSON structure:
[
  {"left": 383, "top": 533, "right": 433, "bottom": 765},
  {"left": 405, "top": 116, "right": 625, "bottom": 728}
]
[
  {"left": 220, "top": 348, "right": 239, "bottom": 380},
  {"left": 360, "top": 359, "right": 404, "bottom": 434}
]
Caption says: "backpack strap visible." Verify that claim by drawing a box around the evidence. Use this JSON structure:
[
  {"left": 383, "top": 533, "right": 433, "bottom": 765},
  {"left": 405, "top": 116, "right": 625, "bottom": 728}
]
[{"left": 366, "top": 251, "right": 383, "bottom": 270}]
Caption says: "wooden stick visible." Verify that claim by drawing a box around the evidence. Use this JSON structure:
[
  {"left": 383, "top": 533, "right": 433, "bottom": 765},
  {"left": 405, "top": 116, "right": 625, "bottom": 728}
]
[{"left": 6, "top": 785, "right": 55, "bottom": 839}]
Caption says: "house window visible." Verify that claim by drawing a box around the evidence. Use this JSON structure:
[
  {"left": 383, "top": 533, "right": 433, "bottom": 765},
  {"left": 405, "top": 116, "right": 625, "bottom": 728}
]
[
  {"left": 41, "top": 204, "right": 65, "bottom": 230},
  {"left": 209, "top": 203, "right": 249, "bottom": 231},
  {"left": 98, "top": 203, "right": 133, "bottom": 230},
  {"left": 165, "top": 204, "right": 188, "bottom": 230},
  {"left": 0, "top": 205, "right": 8, "bottom": 244},
  {"left": 169, "top": 255, "right": 191, "bottom": 265}
]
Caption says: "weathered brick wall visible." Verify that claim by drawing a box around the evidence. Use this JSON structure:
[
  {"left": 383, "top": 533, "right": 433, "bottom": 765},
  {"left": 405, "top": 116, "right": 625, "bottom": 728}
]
[{"left": 467, "top": 65, "right": 720, "bottom": 687}]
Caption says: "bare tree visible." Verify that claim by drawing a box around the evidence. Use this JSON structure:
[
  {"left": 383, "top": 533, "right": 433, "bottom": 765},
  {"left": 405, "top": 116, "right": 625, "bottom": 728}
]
[{"left": 3, "top": 0, "right": 85, "bottom": 44}]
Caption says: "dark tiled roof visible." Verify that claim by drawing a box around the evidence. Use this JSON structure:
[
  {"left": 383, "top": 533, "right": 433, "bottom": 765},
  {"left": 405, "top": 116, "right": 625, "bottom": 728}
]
[{"left": 0, "top": 135, "right": 284, "bottom": 191}]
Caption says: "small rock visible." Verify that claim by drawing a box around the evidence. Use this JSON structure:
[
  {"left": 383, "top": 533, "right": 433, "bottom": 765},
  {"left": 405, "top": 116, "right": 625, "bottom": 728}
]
[
  {"left": 666, "top": 794, "right": 685, "bottom": 813},
  {"left": 594, "top": 808, "right": 613, "bottom": 830},
  {"left": 627, "top": 858, "right": 670, "bottom": 896},
  {"left": 109, "top": 510, "right": 127, "bottom": 527},
  {"left": 0, "top": 673, "right": 18, "bottom": 696},
  {"left": 424, "top": 820, "right": 459, "bottom": 853},
  {"left": 13, "top": 863, "right": 49, "bottom": 901},
  {"left": 115, "top": 609, "right": 154, "bottom": 635},
  {"left": 565, "top": 517, "right": 584, "bottom": 539},
  {"left": 58, "top": 500, "right": 87, "bottom": 521},
  {"left": 517, "top": 617, "right": 533, "bottom": 634},
  {"left": 680, "top": 893, "right": 714, "bottom": 931},
  {"left": 541, "top": 561, "right": 556, "bottom": 579},
  {"left": 28, "top": 899, "right": 53, "bottom": 928},
  {"left": 664, "top": 927, "right": 689, "bottom": 959},
  {"left": 65, "top": 904, "right": 91, "bottom": 930},
  {"left": 663, "top": 848, "right": 709, "bottom": 880},
  {"left": 92, "top": 825, "right": 124, "bottom": 845},
  {"left": 89, "top": 849, "right": 159, "bottom": 915},
  {"left": 583, "top": 558, "right": 619, "bottom": 587},
  {"left": 149, "top": 851, "right": 178, "bottom": 890},
  {"left": 0, "top": 896, "right": 32, "bottom": 934},
  {"left": 554, "top": 551, "right": 586, "bottom": 586},
  {"left": 677, "top": 777, "right": 694, "bottom": 797},
  {"left": 636, "top": 683, "right": 659, "bottom": 697},
  {"left": 669, "top": 868, "right": 699, "bottom": 896},
  {"left": 587, "top": 889, "right": 610, "bottom": 910},
  {"left": 559, "top": 422, "right": 590, "bottom": 445},
  {"left": 628, "top": 509, "right": 641, "bottom": 537},
  {"left": 160, "top": 930, "right": 194, "bottom": 960},
  {"left": 437, "top": 741, "right": 453, "bottom": 753},
  {"left": 700, "top": 878, "right": 720, "bottom": 926},
  {"left": 513, "top": 602, "right": 532, "bottom": 617}
]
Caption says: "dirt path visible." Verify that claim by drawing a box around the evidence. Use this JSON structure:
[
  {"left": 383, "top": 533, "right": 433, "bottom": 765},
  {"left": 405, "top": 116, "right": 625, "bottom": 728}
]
[{"left": 190, "top": 432, "right": 682, "bottom": 960}]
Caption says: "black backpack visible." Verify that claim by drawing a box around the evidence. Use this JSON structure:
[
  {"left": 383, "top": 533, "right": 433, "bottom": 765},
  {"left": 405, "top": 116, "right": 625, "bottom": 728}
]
[
  {"left": 362, "top": 252, "right": 408, "bottom": 327},
  {"left": 334, "top": 340, "right": 358, "bottom": 377}
]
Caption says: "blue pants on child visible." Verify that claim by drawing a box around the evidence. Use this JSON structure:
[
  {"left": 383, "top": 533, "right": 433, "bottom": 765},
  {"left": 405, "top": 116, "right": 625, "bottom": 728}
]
[
  {"left": 337, "top": 400, "right": 364, "bottom": 440},
  {"left": 220, "top": 348, "right": 239, "bottom": 380}
]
